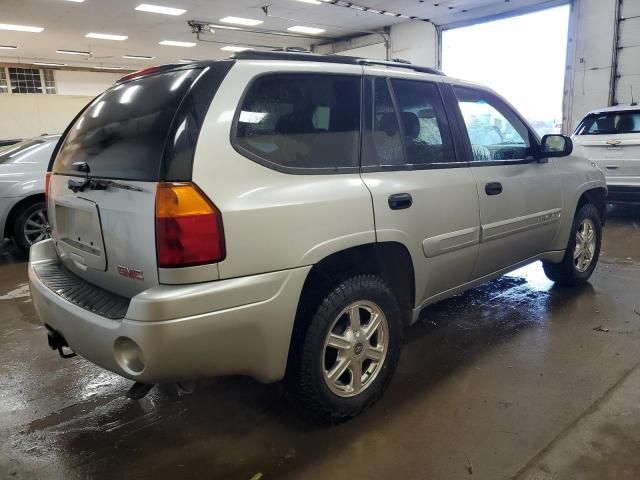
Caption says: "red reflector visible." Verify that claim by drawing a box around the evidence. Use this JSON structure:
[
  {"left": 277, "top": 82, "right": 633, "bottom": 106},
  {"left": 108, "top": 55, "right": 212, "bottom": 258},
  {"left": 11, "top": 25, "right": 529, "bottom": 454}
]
[
  {"left": 119, "top": 66, "right": 163, "bottom": 83},
  {"left": 44, "top": 172, "right": 51, "bottom": 207},
  {"left": 155, "top": 183, "right": 225, "bottom": 268}
]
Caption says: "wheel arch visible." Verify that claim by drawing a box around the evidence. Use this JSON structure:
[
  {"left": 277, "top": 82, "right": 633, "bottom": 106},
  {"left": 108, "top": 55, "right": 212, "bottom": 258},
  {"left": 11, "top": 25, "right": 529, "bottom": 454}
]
[
  {"left": 4, "top": 194, "right": 46, "bottom": 240},
  {"left": 286, "top": 241, "right": 415, "bottom": 373},
  {"left": 578, "top": 187, "right": 607, "bottom": 226}
]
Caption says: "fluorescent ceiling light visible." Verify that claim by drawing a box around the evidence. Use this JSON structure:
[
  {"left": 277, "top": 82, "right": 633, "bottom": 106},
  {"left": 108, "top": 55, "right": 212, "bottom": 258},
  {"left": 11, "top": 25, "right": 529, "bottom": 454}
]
[
  {"left": 64, "top": 0, "right": 85, "bottom": 2},
  {"left": 220, "top": 46, "right": 252, "bottom": 52},
  {"left": 0, "top": 45, "right": 18, "bottom": 50},
  {"left": 34, "top": 62, "right": 66, "bottom": 66},
  {"left": 179, "top": 58, "right": 198, "bottom": 63},
  {"left": 94, "top": 65, "right": 123, "bottom": 70},
  {"left": 0, "top": 24, "right": 44, "bottom": 33},
  {"left": 123, "top": 54, "right": 155, "bottom": 59},
  {"left": 57, "top": 49, "right": 91, "bottom": 56},
  {"left": 296, "top": 0, "right": 322, "bottom": 4},
  {"left": 287, "top": 25, "right": 325, "bottom": 34},
  {"left": 208, "top": 24, "right": 241, "bottom": 31},
  {"left": 86, "top": 32, "right": 128, "bottom": 41},
  {"left": 219, "top": 16, "right": 263, "bottom": 26},
  {"left": 135, "top": 4, "right": 186, "bottom": 15},
  {"left": 159, "top": 40, "right": 196, "bottom": 47}
]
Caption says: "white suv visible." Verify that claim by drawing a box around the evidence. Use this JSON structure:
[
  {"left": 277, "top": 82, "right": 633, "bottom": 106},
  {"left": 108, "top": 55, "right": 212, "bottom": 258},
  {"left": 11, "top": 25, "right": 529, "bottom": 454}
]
[
  {"left": 573, "top": 105, "right": 640, "bottom": 204},
  {"left": 29, "top": 52, "right": 606, "bottom": 422}
]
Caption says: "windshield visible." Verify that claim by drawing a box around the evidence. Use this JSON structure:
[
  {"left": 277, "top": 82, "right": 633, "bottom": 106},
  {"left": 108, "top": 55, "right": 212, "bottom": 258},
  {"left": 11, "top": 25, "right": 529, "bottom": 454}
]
[{"left": 575, "top": 111, "right": 640, "bottom": 135}]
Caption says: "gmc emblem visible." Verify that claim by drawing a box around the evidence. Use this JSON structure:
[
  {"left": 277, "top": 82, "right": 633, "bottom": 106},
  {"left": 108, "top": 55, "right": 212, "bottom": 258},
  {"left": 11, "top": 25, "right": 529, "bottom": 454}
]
[{"left": 117, "top": 266, "right": 144, "bottom": 281}]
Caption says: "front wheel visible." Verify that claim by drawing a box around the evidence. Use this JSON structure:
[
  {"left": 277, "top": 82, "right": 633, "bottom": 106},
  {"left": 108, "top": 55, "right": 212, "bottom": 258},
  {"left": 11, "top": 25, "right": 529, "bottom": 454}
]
[
  {"left": 285, "top": 274, "right": 403, "bottom": 423},
  {"left": 542, "top": 203, "right": 602, "bottom": 286}
]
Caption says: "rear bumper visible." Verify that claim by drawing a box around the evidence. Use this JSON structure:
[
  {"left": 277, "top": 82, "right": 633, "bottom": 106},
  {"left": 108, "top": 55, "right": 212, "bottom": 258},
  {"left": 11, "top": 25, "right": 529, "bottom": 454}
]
[
  {"left": 607, "top": 185, "right": 640, "bottom": 204},
  {"left": 29, "top": 239, "right": 310, "bottom": 383}
]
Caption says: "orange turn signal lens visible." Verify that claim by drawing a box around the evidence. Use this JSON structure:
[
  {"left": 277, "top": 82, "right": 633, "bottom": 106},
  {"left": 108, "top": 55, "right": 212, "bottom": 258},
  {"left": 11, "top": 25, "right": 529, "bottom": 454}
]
[{"left": 156, "top": 182, "right": 214, "bottom": 218}]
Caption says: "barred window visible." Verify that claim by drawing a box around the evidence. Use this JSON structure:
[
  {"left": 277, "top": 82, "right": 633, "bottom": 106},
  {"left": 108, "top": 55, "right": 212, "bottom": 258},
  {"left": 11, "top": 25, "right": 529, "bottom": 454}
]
[
  {"left": 43, "top": 69, "right": 56, "bottom": 94},
  {"left": 0, "top": 68, "right": 8, "bottom": 93},
  {"left": 9, "top": 67, "right": 43, "bottom": 94}
]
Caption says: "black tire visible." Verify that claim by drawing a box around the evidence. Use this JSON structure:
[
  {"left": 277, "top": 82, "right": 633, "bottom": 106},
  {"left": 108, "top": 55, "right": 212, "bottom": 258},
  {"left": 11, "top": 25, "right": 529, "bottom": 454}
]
[
  {"left": 12, "top": 200, "right": 48, "bottom": 253},
  {"left": 285, "top": 274, "right": 403, "bottom": 424},
  {"left": 542, "top": 203, "right": 602, "bottom": 286}
]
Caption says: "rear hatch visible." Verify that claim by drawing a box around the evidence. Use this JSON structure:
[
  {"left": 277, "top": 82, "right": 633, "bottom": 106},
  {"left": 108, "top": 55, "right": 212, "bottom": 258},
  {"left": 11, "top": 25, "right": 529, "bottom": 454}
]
[
  {"left": 573, "top": 110, "right": 640, "bottom": 186},
  {"left": 47, "top": 61, "right": 233, "bottom": 297}
]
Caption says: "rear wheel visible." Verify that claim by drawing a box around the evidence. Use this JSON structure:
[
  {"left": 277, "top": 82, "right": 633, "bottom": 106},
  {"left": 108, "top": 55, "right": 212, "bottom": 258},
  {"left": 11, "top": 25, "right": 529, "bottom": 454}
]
[
  {"left": 285, "top": 274, "right": 403, "bottom": 423},
  {"left": 542, "top": 203, "right": 601, "bottom": 286},
  {"left": 12, "top": 201, "right": 49, "bottom": 252}
]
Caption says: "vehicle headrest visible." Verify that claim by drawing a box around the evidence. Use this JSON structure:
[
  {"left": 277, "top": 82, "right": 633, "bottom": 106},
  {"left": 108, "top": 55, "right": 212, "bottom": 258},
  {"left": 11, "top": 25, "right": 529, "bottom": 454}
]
[
  {"left": 400, "top": 112, "right": 420, "bottom": 139},
  {"left": 379, "top": 112, "right": 399, "bottom": 137}
]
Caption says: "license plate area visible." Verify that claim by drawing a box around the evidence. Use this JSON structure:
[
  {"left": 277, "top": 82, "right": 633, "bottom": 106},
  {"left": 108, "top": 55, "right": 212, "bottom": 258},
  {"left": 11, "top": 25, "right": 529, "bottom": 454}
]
[{"left": 54, "top": 198, "right": 107, "bottom": 271}]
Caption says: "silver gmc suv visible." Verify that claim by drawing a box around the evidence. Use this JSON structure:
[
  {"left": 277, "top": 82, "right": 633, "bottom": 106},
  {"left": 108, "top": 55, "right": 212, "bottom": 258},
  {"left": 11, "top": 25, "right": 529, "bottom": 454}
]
[{"left": 29, "top": 51, "right": 607, "bottom": 422}]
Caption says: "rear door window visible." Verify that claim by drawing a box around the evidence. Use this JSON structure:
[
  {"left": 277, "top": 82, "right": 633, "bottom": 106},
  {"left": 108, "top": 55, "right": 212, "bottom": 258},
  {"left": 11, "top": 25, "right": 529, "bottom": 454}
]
[
  {"left": 390, "top": 79, "right": 456, "bottom": 165},
  {"left": 234, "top": 74, "right": 361, "bottom": 173},
  {"left": 575, "top": 111, "right": 640, "bottom": 135}
]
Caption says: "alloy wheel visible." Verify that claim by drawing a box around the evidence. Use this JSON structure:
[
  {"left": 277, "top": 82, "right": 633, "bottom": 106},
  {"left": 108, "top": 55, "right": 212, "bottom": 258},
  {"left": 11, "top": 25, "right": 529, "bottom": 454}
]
[{"left": 322, "top": 300, "right": 389, "bottom": 398}]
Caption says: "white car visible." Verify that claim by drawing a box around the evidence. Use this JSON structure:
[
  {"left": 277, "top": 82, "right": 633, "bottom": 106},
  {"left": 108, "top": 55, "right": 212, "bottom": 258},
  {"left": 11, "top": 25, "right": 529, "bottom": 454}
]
[
  {"left": 29, "top": 52, "right": 606, "bottom": 422},
  {"left": 573, "top": 105, "right": 640, "bottom": 204},
  {"left": 0, "top": 135, "right": 59, "bottom": 251}
]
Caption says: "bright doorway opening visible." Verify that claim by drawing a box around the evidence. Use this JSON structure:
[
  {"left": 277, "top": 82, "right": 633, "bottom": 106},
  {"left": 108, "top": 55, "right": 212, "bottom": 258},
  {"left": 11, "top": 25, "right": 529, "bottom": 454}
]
[{"left": 442, "top": 5, "right": 571, "bottom": 135}]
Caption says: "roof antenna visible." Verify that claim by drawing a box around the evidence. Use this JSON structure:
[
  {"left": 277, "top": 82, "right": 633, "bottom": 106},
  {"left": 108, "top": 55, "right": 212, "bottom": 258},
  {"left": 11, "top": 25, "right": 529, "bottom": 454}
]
[{"left": 631, "top": 85, "right": 637, "bottom": 106}]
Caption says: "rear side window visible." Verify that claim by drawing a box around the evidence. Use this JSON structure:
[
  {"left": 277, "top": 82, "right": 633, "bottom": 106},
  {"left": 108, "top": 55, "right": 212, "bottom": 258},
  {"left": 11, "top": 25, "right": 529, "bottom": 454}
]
[
  {"left": 51, "top": 63, "right": 233, "bottom": 181},
  {"left": 234, "top": 74, "right": 361, "bottom": 172},
  {"left": 575, "top": 111, "right": 640, "bottom": 135}
]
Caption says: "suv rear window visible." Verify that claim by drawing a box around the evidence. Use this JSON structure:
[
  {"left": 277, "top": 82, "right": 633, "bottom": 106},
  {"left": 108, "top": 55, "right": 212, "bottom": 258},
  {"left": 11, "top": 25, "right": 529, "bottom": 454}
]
[
  {"left": 575, "top": 111, "right": 640, "bottom": 135},
  {"left": 52, "top": 62, "right": 233, "bottom": 181},
  {"left": 233, "top": 73, "right": 361, "bottom": 173}
]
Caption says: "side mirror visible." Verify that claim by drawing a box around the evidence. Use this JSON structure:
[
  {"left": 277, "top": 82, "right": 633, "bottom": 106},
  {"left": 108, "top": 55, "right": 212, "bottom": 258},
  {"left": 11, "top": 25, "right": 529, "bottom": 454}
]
[{"left": 540, "top": 134, "right": 573, "bottom": 158}]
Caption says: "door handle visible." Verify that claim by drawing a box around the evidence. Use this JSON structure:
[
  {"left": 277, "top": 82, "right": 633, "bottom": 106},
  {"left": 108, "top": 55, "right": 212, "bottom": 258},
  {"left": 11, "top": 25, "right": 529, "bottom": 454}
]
[
  {"left": 388, "top": 193, "right": 413, "bottom": 210},
  {"left": 605, "top": 165, "right": 619, "bottom": 170},
  {"left": 485, "top": 182, "right": 503, "bottom": 196}
]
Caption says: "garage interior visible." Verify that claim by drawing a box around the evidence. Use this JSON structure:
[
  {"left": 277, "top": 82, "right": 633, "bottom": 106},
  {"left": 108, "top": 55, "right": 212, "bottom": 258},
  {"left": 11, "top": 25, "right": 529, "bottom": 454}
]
[{"left": 1, "top": 0, "right": 639, "bottom": 478}]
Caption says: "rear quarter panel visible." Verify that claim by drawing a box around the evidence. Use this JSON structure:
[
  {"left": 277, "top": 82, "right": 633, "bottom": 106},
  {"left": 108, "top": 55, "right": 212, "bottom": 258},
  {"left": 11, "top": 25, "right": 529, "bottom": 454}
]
[{"left": 192, "top": 60, "right": 376, "bottom": 279}]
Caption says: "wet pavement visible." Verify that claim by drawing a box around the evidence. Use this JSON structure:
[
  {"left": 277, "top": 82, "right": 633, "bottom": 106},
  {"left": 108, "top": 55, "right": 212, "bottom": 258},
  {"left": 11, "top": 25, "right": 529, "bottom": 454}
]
[{"left": 1, "top": 204, "right": 639, "bottom": 480}]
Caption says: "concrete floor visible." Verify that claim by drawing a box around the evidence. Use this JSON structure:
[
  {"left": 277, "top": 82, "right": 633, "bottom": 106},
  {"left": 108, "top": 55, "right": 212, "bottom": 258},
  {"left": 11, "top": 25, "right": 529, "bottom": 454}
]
[{"left": 1, "top": 205, "right": 639, "bottom": 480}]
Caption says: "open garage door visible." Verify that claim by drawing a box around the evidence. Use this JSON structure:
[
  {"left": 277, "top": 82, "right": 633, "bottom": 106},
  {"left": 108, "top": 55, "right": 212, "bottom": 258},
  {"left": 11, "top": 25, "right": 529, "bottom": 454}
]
[
  {"left": 614, "top": 0, "right": 640, "bottom": 104},
  {"left": 441, "top": 5, "right": 570, "bottom": 136}
]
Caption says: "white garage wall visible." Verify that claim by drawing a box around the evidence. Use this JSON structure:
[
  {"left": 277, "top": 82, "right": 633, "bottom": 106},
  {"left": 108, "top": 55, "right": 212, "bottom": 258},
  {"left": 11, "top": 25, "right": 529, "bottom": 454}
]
[
  {"left": 0, "top": 94, "right": 92, "bottom": 139},
  {"left": 54, "top": 70, "right": 122, "bottom": 96},
  {"left": 563, "top": 0, "right": 617, "bottom": 131},
  {"left": 314, "top": 20, "right": 438, "bottom": 66},
  {"left": 334, "top": 43, "right": 388, "bottom": 59},
  {"left": 389, "top": 21, "right": 437, "bottom": 66},
  {"left": 0, "top": 69, "right": 122, "bottom": 139},
  {"left": 615, "top": 0, "right": 640, "bottom": 105}
]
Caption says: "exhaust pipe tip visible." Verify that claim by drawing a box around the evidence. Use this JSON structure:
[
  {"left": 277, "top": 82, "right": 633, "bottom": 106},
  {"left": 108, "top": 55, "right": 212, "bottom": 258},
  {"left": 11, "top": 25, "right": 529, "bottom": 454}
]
[{"left": 45, "top": 325, "right": 77, "bottom": 359}]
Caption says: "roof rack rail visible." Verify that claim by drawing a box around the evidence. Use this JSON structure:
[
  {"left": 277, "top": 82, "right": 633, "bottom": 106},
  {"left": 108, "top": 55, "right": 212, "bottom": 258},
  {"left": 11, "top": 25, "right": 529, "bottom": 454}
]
[{"left": 231, "top": 50, "right": 445, "bottom": 76}]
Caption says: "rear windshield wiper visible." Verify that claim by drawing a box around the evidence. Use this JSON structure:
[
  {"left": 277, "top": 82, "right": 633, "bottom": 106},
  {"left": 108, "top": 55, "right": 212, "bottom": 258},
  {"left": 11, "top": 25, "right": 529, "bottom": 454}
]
[{"left": 66, "top": 161, "right": 143, "bottom": 193}]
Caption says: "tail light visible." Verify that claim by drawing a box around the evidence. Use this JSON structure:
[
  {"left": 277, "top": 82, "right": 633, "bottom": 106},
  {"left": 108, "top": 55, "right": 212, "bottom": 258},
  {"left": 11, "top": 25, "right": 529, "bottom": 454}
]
[
  {"left": 44, "top": 172, "right": 51, "bottom": 207},
  {"left": 155, "top": 182, "right": 225, "bottom": 268}
]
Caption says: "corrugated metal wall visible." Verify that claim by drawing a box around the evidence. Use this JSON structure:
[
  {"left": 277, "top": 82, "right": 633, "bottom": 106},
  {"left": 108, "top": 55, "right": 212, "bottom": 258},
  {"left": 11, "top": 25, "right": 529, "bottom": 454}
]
[{"left": 614, "top": 0, "right": 640, "bottom": 104}]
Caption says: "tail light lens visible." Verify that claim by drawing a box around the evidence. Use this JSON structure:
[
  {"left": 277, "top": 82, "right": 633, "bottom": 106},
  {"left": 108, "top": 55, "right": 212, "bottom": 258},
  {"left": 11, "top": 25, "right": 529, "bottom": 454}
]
[
  {"left": 155, "top": 182, "right": 225, "bottom": 268},
  {"left": 44, "top": 172, "right": 51, "bottom": 207}
]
